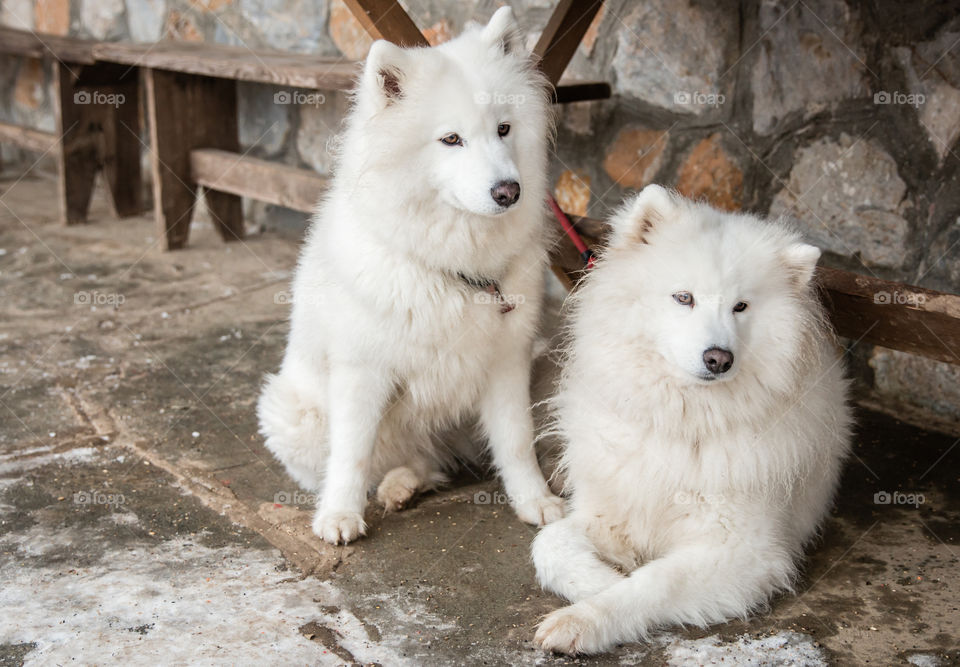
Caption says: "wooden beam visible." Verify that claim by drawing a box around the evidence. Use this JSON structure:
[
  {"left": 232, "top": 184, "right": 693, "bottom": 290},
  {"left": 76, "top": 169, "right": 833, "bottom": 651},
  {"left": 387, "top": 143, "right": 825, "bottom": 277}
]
[
  {"left": 553, "top": 81, "right": 611, "bottom": 104},
  {"left": 548, "top": 215, "right": 960, "bottom": 365},
  {"left": 817, "top": 267, "right": 960, "bottom": 366},
  {"left": 0, "top": 27, "right": 97, "bottom": 64},
  {"left": 533, "top": 0, "right": 604, "bottom": 86},
  {"left": 341, "top": 0, "right": 429, "bottom": 47},
  {"left": 93, "top": 42, "right": 359, "bottom": 90},
  {"left": 0, "top": 122, "right": 57, "bottom": 154},
  {"left": 190, "top": 149, "right": 327, "bottom": 214}
]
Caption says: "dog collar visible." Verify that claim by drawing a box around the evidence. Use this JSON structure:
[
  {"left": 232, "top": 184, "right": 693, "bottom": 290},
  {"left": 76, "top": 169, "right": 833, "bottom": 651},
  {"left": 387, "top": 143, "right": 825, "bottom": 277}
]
[{"left": 457, "top": 272, "right": 515, "bottom": 314}]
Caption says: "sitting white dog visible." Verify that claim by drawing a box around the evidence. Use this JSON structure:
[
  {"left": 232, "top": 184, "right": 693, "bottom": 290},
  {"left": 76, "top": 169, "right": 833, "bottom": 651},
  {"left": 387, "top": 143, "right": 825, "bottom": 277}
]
[
  {"left": 532, "top": 185, "right": 852, "bottom": 654},
  {"left": 257, "top": 8, "right": 563, "bottom": 545}
]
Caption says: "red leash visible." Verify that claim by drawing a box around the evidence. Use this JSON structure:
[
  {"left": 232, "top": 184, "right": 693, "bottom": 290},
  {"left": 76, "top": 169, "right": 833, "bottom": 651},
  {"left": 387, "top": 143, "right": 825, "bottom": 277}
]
[{"left": 547, "top": 195, "right": 595, "bottom": 269}]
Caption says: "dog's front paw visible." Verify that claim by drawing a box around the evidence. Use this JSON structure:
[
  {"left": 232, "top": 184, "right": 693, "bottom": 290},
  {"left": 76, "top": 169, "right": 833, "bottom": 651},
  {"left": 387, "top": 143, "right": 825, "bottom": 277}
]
[
  {"left": 513, "top": 492, "right": 565, "bottom": 526},
  {"left": 535, "top": 604, "right": 603, "bottom": 655},
  {"left": 312, "top": 510, "right": 366, "bottom": 544}
]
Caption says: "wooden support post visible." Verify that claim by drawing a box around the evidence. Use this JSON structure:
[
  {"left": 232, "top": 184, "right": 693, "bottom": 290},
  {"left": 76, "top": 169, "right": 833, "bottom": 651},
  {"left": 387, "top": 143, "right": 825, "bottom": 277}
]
[
  {"left": 341, "top": 0, "right": 429, "bottom": 47},
  {"left": 54, "top": 62, "right": 100, "bottom": 225},
  {"left": 533, "top": 0, "right": 604, "bottom": 86},
  {"left": 82, "top": 65, "right": 143, "bottom": 218},
  {"left": 145, "top": 69, "right": 243, "bottom": 250},
  {"left": 53, "top": 62, "right": 144, "bottom": 224}
]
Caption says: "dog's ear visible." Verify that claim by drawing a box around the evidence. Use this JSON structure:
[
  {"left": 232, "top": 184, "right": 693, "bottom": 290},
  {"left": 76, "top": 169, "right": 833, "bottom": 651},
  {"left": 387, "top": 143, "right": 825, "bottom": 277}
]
[
  {"left": 481, "top": 6, "right": 524, "bottom": 55},
  {"left": 782, "top": 242, "right": 821, "bottom": 286},
  {"left": 363, "top": 40, "right": 409, "bottom": 106},
  {"left": 609, "top": 184, "right": 678, "bottom": 247}
]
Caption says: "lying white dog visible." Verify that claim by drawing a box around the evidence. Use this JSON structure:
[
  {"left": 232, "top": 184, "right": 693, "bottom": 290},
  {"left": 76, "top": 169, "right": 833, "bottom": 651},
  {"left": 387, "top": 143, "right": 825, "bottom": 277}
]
[
  {"left": 257, "top": 8, "right": 563, "bottom": 544},
  {"left": 533, "top": 185, "right": 852, "bottom": 654}
]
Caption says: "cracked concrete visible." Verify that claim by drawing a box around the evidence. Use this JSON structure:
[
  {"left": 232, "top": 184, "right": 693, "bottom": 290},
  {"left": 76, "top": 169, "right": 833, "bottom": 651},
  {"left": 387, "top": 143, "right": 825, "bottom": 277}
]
[{"left": 1, "top": 167, "right": 958, "bottom": 665}]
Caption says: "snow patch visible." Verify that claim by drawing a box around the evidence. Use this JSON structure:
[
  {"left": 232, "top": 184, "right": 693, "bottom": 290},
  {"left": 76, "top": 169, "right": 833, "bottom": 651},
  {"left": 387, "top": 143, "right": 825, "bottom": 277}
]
[
  {"left": 0, "top": 530, "right": 416, "bottom": 664},
  {"left": 664, "top": 631, "right": 826, "bottom": 666},
  {"left": 0, "top": 446, "right": 100, "bottom": 478}
]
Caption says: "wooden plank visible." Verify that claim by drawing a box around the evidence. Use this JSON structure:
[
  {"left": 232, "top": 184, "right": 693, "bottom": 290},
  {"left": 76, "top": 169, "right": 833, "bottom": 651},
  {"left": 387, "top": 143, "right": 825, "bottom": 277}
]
[
  {"left": 0, "top": 122, "right": 57, "bottom": 154},
  {"left": 548, "top": 215, "right": 960, "bottom": 365},
  {"left": 190, "top": 149, "right": 326, "bottom": 214},
  {"left": 0, "top": 27, "right": 97, "bottom": 64},
  {"left": 94, "top": 42, "right": 359, "bottom": 90},
  {"left": 341, "top": 0, "right": 429, "bottom": 47},
  {"left": 533, "top": 0, "right": 604, "bottom": 86},
  {"left": 553, "top": 81, "right": 611, "bottom": 104},
  {"left": 817, "top": 267, "right": 960, "bottom": 366},
  {"left": 146, "top": 70, "right": 243, "bottom": 250}
]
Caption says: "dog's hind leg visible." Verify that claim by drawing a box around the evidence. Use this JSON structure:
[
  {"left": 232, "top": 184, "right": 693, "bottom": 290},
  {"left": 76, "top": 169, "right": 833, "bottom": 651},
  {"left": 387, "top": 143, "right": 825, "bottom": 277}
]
[
  {"left": 532, "top": 516, "right": 625, "bottom": 602},
  {"left": 257, "top": 372, "right": 328, "bottom": 492},
  {"left": 376, "top": 460, "right": 448, "bottom": 512}
]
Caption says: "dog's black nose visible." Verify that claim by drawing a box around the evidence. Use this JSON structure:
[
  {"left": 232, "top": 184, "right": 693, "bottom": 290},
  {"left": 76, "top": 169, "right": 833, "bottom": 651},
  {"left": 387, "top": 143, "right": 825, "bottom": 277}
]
[
  {"left": 491, "top": 181, "right": 520, "bottom": 207},
  {"left": 703, "top": 347, "right": 734, "bottom": 374}
]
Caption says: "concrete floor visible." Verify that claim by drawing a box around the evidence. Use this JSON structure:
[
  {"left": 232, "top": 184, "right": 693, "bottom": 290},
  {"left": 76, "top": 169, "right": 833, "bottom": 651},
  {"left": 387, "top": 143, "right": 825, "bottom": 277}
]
[{"left": 1, "top": 168, "right": 958, "bottom": 666}]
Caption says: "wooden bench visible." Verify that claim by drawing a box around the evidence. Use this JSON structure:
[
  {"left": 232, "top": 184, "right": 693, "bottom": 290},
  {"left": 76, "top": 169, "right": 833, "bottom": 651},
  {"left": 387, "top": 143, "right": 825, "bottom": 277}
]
[
  {"left": 0, "top": 27, "right": 142, "bottom": 224},
  {"left": 86, "top": 41, "right": 365, "bottom": 249}
]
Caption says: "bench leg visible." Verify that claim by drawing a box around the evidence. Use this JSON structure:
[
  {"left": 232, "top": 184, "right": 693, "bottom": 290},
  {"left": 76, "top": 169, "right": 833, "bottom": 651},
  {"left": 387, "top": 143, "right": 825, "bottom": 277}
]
[
  {"left": 205, "top": 189, "right": 244, "bottom": 242},
  {"left": 54, "top": 62, "right": 145, "bottom": 224},
  {"left": 145, "top": 69, "right": 243, "bottom": 250},
  {"left": 99, "top": 71, "right": 143, "bottom": 218},
  {"left": 55, "top": 62, "right": 100, "bottom": 225}
]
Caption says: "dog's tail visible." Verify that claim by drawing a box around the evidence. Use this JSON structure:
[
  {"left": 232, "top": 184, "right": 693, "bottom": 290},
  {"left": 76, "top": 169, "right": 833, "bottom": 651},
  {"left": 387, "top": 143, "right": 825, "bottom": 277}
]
[{"left": 257, "top": 372, "right": 328, "bottom": 493}]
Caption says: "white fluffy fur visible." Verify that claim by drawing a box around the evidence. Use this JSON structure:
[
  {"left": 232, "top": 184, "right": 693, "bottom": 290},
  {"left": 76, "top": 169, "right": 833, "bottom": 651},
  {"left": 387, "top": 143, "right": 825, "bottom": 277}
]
[
  {"left": 532, "top": 185, "right": 852, "bottom": 654},
  {"left": 257, "top": 8, "right": 563, "bottom": 545}
]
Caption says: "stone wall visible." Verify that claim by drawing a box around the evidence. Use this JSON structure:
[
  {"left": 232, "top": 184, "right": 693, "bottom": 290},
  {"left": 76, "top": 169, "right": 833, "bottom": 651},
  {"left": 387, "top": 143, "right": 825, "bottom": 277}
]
[{"left": 1, "top": 0, "right": 958, "bottom": 422}]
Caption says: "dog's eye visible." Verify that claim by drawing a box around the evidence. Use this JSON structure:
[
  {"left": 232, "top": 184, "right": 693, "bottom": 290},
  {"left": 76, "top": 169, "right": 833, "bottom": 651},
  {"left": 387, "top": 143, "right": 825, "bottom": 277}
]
[
  {"left": 440, "top": 133, "right": 462, "bottom": 146},
  {"left": 733, "top": 301, "right": 749, "bottom": 313},
  {"left": 498, "top": 123, "right": 510, "bottom": 137},
  {"left": 673, "top": 292, "right": 694, "bottom": 307}
]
